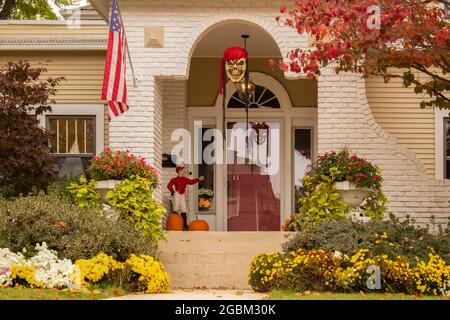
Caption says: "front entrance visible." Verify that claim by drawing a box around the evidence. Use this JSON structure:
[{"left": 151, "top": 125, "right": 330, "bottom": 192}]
[
  {"left": 226, "top": 122, "right": 281, "bottom": 231},
  {"left": 186, "top": 72, "right": 317, "bottom": 231}
]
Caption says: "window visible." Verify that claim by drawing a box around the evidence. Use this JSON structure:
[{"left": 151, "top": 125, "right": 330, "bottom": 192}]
[
  {"left": 293, "top": 128, "right": 312, "bottom": 212},
  {"left": 47, "top": 116, "right": 95, "bottom": 178},
  {"left": 196, "top": 127, "right": 215, "bottom": 214},
  {"left": 445, "top": 118, "right": 450, "bottom": 179},
  {"left": 227, "top": 85, "right": 280, "bottom": 109}
]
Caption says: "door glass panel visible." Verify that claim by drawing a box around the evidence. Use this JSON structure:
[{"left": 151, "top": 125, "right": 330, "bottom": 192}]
[
  {"left": 196, "top": 127, "right": 215, "bottom": 214},
  {"left": 293, "top": 129, "right": 312, "bottom": 213},
  {"left": 227, "top": 122, "right": 281, "bottom": 231}
]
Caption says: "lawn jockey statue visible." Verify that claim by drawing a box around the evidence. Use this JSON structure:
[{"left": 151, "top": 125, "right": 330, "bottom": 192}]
[{"left": 167, "top": 165, "right": 204, "bottom": 230}]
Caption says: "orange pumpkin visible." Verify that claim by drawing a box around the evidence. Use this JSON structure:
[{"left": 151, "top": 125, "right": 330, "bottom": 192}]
[
  {"left": 188, "top": 219, "right": 209, "bottom": 231},
  {"left": 166, "top": 213, "right": 184, "bottom": 231},
  {"left": 198, "top": 198, "right": 212, "bottom": 208}
]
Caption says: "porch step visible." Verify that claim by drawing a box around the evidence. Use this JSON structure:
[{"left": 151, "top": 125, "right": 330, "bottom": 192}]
[{"left": 156, "top": 231, "right": 288, "bottom": 289}]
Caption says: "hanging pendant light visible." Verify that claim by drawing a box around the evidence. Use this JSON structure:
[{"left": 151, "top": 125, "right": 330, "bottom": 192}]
[{"left": 236, "top": 77, "right": 255, "bottom": 101}]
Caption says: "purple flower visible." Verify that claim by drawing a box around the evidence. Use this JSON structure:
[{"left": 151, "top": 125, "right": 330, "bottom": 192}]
[{"left": 0, "top": 267, "right": 10, "bottom": 276}]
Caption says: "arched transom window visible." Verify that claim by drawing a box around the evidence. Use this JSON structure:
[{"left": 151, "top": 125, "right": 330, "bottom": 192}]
[{"left": 227, "top": 85, "right": 280, "bottom": 109}]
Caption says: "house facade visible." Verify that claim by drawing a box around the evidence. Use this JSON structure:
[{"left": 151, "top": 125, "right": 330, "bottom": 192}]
[{"left": 1, "top": 0, "right": 450, "bottom": 231}]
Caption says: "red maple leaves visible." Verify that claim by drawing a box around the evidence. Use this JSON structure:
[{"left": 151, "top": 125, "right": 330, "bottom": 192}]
[{"left": 276, "top": 0, "right": 450, "bottom": 109}]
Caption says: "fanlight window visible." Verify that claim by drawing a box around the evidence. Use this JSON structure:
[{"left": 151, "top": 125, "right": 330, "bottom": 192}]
[{"left": 227, "top": 85, "right": 280, "bottom": 109}]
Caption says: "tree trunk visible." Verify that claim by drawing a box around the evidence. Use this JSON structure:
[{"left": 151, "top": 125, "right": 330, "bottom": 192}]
[{"left": 0, "top": 0, "right": 17, "bottom": 19}]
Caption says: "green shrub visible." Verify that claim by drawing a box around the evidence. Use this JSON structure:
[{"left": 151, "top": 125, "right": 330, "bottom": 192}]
[
  {"left": 46, "top": 176, "right": 79, "bottom": 203},
  {"left": 0, "top": 193, "right": 156, "bottom": 262},
  {"left": 283, "top": 214, "right": 450, "bottom": 264},
  {"left": 107, "top": 175, "right": 166, "bottom": 241},
  {"left": 67, "top": 176, "right": 101, "bottom": 209}
]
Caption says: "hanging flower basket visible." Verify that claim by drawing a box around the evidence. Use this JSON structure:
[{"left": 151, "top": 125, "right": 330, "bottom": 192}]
[{"left": 335, "top": 181, "right": 376, "bottom": 208}]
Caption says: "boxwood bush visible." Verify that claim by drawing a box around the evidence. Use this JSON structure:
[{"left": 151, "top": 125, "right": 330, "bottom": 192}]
[
  {"left": 283, "top": 214, "right": 450, "bottom": 264},
  {"left": 0, "top": 192, "right": 156, "bottom": 262}
]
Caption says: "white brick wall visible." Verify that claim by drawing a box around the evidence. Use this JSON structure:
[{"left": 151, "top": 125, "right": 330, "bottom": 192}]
[
  {"left": 161, "top": 79, "right": 188, "bottom": 212},
  {"left": 108, "top": 0, "right": 450, "bottom": 225},
  {"left": 110, "top": 0, "right": 305, "bottom": 201},
  {"left": 318, "top": 67, "right": 450, "bottom": 226}
]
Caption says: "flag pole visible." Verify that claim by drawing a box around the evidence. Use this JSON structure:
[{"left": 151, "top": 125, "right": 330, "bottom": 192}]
[{"left": 117, "top": 0, "right": 137, "bottom": 87}]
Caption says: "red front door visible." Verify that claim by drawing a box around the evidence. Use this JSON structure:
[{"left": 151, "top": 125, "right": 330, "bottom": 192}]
[{"left": 226, "top": 122, "right": 281, "bottom": 231}]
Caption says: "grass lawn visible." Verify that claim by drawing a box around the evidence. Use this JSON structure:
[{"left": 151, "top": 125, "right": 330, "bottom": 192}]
[
  {"left": 269, "top": 290, "right": 447, "bottom": 300},
  {"left": 0, "top": 287, "right": 122, "bottom": 300}
]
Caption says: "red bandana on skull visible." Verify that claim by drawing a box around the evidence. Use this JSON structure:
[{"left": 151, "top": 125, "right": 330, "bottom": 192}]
[{"left": 219, "top": 46, "right": 248, "bottom": 94}]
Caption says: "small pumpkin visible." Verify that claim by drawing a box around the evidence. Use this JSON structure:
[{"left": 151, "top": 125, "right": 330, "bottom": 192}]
[
  {"left": 188, "top": 218, "right": 209, "bottom": 231},
  {"left": 166, "top": 213, "right": 184, "bottom": 231},
  {"left": 199, "top": 197, "right": 212, "bottom": 208}
]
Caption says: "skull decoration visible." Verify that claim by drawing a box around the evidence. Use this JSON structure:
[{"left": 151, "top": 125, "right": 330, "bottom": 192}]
[
  {"left": 225, "top": 58, "right": 246, "bottom": 83},
  {"left": 219, "top": 46, "right": 248, "bottom": 94}
]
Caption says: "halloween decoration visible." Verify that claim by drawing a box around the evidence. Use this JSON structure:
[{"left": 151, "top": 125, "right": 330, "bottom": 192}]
[
  {"left": 225, "top": 56, "right": 246, "bottom": 83},
  {"left": 166, "top": 213, "right": 184, "bottom": 231},
  {"left": 219, "top": 35, "right": 255, "bottom": 150},
  {"left": 188, "top": 218, "right": 210, "bottom": 231},
  {"left": 167, "top": 164, "right": 204, "bottom": 230}
]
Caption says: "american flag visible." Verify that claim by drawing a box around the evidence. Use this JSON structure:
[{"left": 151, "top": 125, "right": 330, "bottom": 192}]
[{"left": 102, "top": 0, "right": 128, "bottom": 119}]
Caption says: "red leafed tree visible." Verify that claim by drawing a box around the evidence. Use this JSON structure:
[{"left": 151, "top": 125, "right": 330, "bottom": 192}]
[
  {"left": 275, "top": 0, "right": 450, "bottom": 109},
  {"left": 0, "top": 61, "right": 63, "bottom": 197}
]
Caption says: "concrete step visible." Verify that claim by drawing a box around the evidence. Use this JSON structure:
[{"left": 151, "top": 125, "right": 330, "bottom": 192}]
[{"left": 156, "top": 231, "right": 289, "bottom": 289}]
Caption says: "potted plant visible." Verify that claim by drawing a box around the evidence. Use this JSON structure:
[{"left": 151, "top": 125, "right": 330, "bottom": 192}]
[
  {"left": 312, "top": 149, "right": 380, "bottom": 208},
  {"left": 287, "top": 148, "right": 386, "bottom": 228},
  {"left": 87, "top": 148, "right": 158, "bottom": 204},
  {"left": 198, "top": 188, "right": 214, "bottom": 211}
]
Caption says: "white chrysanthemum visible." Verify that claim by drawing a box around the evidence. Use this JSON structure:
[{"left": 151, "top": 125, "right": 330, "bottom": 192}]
[
  {"left": 0, "top": 248, "right": 26, "bottom": 287},
  {"left": 27, "top": 243, "right": 79, "bottom": 289},
  {"left": 1, "top": 243, "right": 81, "bottom": 289}
]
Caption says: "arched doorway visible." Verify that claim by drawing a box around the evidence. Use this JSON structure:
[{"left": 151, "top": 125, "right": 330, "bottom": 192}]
[
  {"left": 184, "top": 21, "right": 317, "bottom": 231},
  {"left": 220, "top": 73, "right": 289, "bottom": 231}
]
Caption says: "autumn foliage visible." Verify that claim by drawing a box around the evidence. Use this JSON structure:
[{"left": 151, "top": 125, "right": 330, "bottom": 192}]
[
  {"left": 0, "top": 61, "right": 63, "bottom": 197},
  {"left": 275, "top": 0, "right": 450, "bottom": 109}
]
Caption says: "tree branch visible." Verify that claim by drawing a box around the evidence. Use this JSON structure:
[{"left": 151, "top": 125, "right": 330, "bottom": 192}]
[
  {"left": 412, "top": 63, "right": 450, "bottom": 84},
  {"left": 0, "top": 0, "right": 16, "bottom": 19}
]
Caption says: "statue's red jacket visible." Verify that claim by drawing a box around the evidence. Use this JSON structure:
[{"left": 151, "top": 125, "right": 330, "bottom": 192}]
[{"left": 167, "top": 176, "right": 200, "bottom": 195}]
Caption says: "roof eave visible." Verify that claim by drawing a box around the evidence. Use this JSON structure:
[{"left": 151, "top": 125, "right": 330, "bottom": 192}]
[{"left": 88, "top": 0, "right": 109, "bottom": 22}]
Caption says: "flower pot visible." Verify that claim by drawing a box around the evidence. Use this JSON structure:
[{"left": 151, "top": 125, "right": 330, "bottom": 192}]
[
  {"left": 335, "top": 181, "right": 376, "bottom": 208},
  {"left": 94, "top": 180, "right": 122, "bottom": 204}
]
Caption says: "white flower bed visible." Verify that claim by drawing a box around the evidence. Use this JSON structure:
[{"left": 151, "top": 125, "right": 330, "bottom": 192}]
[
  {"left": 0, "top": 243, "right": 81, "bottom": 289},
  {"left": 0, "top": 248, "right": 25, "bottom": 287}
]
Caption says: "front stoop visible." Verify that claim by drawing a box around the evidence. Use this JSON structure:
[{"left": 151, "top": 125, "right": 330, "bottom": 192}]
[{"left": 157, "top": 232, "right": 289, "bottom": 290}]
